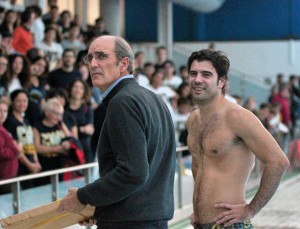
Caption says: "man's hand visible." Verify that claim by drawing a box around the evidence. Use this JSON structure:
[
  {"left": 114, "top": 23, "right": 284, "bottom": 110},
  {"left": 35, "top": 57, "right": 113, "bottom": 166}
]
[
  {"left": 57, "top": 188, "right": 85, "bottom": 213},
  {"left": 79, "top": 218, "right": 97, "bottom": 227},
  {"left": 214, "top": 202, "right": 252, "bottom": 227},
  {"left": 190, "top": 212, "right": 196, "bottom": 226}
]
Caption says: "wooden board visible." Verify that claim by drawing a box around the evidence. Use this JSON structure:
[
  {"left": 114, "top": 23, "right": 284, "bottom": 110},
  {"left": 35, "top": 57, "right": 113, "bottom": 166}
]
[{"left": 0, "top": 201, "right": 95, "bottom": 229}]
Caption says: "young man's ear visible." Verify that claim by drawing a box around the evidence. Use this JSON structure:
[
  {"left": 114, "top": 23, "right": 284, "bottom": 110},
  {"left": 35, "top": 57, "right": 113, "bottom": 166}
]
[{"left": 218, "top": 78, "right": 227, "bottom": 90}]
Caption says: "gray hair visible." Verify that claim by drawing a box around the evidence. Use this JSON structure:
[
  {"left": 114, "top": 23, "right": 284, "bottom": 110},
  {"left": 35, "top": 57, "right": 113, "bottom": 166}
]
[
  {"left": 42, "top": 98, "right": 63, "bottom": 113},
  {"left": 114, "top": 36, "right": 134, "bottom": 74}
]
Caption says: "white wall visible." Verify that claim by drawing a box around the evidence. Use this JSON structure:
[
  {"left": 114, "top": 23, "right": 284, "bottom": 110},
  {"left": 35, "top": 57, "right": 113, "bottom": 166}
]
[
  {"left": 132, "top": 40, "right": 300, "bottom": 84},
  {"left": 176, "top": 40, "right": 300, "bottom": 83}
]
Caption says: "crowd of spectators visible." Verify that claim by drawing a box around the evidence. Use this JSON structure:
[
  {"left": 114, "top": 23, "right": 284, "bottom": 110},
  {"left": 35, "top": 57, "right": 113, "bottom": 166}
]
[
  {"left": 0, "top": 1, "right": 112, "bottom": 192},
  {"left": 235, "top": 73, "right": 300, "bottom": 171},
  {"left": 0, "top": 0, "right": 298, "bottom": 193}
]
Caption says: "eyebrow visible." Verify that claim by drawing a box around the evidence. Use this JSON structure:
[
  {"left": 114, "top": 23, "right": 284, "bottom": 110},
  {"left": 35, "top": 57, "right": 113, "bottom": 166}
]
[
  {"left": 189, "top": 70, "right": 213, "bottom": 74},
  {"left": 201, "top": 70, "right": 213, "bottom": 75},
  {"left": 88, "top": 51, "right": 106, "bottom": 55}
]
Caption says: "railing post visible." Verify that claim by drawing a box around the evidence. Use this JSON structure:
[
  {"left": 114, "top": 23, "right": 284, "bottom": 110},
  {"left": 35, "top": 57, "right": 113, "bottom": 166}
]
[
  {"left": 83, "top": 167, "right": 92, "bottom": 229},
  {"left": 84, "top": 167, "right": 91, "bottom": 185},
  {"left": 51, "top": 174, "right": 59, "bottom": 201},
  {"left": 12, "top": 181, "right": 21, "bottom": 214}
]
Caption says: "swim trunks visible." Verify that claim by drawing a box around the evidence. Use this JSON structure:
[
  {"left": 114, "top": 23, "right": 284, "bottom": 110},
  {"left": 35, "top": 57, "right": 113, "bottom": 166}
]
[{"left": 194, "top": 220, "right": 253, "bottom": 229}]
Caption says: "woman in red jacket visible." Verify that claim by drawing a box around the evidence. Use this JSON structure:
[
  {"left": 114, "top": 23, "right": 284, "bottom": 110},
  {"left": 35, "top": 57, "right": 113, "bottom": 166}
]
[{"left": 0, "top": 100, "right": 21, "bottom": 194}]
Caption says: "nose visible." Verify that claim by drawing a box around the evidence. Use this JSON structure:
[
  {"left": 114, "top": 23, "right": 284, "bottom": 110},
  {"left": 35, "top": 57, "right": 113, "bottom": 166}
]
[
  {"left": 90, "top": 56, "right": 99, "bottom": 67},
  {"left": 194, "top": 74, "right": 204, "bottom": 83}
]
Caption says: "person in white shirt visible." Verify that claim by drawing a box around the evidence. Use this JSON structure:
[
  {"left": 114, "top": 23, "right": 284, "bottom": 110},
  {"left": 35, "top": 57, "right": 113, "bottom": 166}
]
[
  {"left": 146, "top": 69, "right": 178, "bottom": 114},
  {"left": 163, "top": 60, "right": 183, "bottom": 90},
  {"left": 30, "top": 5, "right": 45, "bottom": 46},
  {"left": 61, "top": 24, "right": 86, "bottom": 58},
  {"left": 3, "top": 54, "right": 30, "bottom": 94},
  {"left": 37, "top": 27, "right": 63, "bottom": 71},
  {"left": 134, "top": 51, "right": 145, "bottom": 69},
  {"left": 142, "top": 62, "right": 155, "bottom": 81},
  {"left": 134, "top": 67, "right": 149, "bottom": 88},
  {"left": 0, "top": 0, "right": 24, "bottom": 12},
  {"left": 147, "top": 69, "right": 177, "bottom": 101}
]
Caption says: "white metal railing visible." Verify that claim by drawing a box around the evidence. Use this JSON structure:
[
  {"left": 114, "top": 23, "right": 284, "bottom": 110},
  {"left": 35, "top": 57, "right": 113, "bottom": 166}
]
[
  {"left": 0, "top": 146, "right": 189, "bottom": 215},
  {"left": 0, "top": 146, "right": 261, "bottom": 226},
  {"left": 0, "top": 162, "right": 98, "bottom": 214}
]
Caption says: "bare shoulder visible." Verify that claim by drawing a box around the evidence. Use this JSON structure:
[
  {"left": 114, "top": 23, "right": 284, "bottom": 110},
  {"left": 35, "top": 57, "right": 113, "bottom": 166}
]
[
  {"left": 225, "top": 103, "right": 258, "bottom": 122},
  {"left": 224, "top": 102, "right": 265, "bottom": 135}
]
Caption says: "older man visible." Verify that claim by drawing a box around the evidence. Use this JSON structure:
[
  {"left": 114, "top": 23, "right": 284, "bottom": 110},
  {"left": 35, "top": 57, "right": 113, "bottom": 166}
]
[{"left": 58, "top": 35, "right": 176, "bottom": 229}]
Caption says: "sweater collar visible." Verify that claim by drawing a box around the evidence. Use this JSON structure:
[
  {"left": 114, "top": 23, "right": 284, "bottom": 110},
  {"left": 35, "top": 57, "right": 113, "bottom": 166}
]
[{"left": 102, "top": 78, "right": 138, "bottom": 107}]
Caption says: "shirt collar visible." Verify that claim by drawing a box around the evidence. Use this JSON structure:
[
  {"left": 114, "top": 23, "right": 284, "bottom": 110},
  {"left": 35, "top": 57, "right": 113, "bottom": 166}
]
[{"left": 100, "top": 74, "right": 134, "bottom": 100}]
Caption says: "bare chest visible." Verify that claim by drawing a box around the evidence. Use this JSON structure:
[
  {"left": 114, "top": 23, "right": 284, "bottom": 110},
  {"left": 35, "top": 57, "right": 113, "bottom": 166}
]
[{"left": 188, "top": 114, "right": 241, "bottom": 157}]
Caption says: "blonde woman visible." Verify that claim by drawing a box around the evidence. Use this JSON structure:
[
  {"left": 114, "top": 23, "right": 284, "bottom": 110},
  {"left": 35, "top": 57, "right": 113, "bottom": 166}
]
[{"left": 33, "top": 98, "right": 71, "bottom": 186}]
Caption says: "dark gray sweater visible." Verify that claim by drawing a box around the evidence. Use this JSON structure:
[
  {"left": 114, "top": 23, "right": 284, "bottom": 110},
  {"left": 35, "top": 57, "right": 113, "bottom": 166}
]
[{"left": 77, "top": 78, "right": 176, "bottom": 222}]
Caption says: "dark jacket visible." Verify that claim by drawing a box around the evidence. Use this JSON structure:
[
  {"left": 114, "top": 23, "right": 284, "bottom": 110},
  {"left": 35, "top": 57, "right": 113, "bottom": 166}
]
[{"left": 77, "top": 78, "right": 176, "bottom": 222}]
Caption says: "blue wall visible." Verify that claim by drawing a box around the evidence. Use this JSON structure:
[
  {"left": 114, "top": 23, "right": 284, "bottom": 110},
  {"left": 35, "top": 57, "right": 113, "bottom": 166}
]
[
  {"left": 125, "top": 0, "right": 300, "bottom": 42},
  {"left": 125, "top": 0, "right": 158, "bottom": 42},
  {"left": 203, "top": 0, "right": 290, "bottom": 41}
]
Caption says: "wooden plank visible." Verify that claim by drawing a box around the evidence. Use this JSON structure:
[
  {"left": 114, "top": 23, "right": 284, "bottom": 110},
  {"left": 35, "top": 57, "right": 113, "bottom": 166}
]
[{"left": 0, "top": 201, "right": 95, "bottom": 229}]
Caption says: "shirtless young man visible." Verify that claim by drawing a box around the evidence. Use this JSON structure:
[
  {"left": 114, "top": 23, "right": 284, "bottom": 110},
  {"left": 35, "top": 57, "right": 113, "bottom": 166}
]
[{"left": 187, "top": 49, "right": 290, "bottom": 229}]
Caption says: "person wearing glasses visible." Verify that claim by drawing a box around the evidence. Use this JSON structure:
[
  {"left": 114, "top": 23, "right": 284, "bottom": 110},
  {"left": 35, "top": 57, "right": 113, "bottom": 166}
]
[
  {"left": 58, "top": 35, "right": 176, "bottom": 229},
  {"left": 33, "top": 98, "right": 72, "bottom": 186}
]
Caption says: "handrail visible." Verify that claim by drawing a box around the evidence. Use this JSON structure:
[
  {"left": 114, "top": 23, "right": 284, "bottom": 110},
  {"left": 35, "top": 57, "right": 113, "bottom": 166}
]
[
  {"left": 0, "top": 147, "right": 189, "bottom": 186},
  {"left": 0, "top": 162, "right": 98, "bottom": 186},
  {"left": 0, "top": 146, "right": 190, "bottom": 216}
]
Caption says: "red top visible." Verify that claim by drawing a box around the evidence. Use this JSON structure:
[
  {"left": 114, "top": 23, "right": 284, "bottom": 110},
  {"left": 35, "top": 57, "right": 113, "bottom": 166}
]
[
  {"left": 271, "top": 94, "right": 292, "bottom": 126},
  {"left": 0, "top": 125, "right": 19, "bottom": 180},
  {"left": 12, "top": 25, "right": 33, "bottom": 55}
]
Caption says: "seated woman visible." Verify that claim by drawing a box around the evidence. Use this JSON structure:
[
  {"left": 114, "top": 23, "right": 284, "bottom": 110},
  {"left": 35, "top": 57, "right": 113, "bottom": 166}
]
[
  {"left": 33, "top": 98, "right": 72, "bottom": 186},
  {"left": 0, "top": 55, "right": 9, "bottom": 102},
  {"left": 45, "top": 88, "right": 78, "bottom": 139},
  {"left": 67, "top": 79, "right": 94, "bottom": 163},
  {"left": 3, "top": 54, "right": 31, "bottom": 94},
  {"left": 0, "top": 100, "right": 22, "bottom": 194},
  {"left": 3, "top": 89, "right": 42, "bottom": 188}
]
